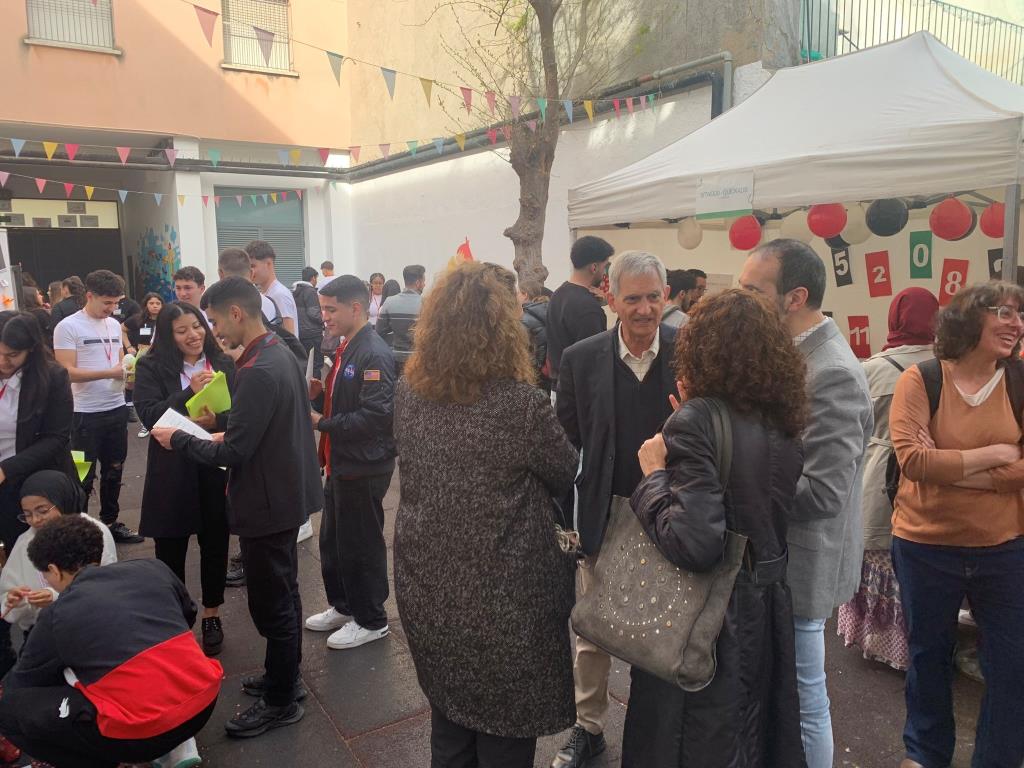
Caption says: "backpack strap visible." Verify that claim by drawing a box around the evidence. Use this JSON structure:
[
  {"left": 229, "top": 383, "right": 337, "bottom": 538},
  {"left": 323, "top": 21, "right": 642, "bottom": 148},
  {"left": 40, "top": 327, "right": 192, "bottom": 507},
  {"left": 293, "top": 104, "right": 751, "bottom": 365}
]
[
  {"left": 883, "top": 356, "right": 906, "bottom": 373},
  {"left": 917, "top": 357, "right": 943, "bottom": 418},
  {"left": 1004, "top": 358, "right": 1024, "bottom": 429}
]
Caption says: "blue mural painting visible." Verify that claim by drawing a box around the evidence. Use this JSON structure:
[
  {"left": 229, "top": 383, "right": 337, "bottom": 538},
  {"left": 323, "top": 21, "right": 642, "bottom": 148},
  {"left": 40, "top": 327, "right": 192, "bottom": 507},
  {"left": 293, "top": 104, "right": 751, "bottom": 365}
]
[{"left": 136, "top": 225, "right": 180, "bottom": 301}]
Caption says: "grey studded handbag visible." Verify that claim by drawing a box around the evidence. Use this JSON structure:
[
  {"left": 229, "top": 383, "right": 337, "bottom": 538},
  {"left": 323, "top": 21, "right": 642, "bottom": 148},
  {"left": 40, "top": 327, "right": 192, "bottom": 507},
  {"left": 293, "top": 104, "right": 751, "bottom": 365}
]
[{"left": 570, "top": 397, "right": 749, "bottom": 692}]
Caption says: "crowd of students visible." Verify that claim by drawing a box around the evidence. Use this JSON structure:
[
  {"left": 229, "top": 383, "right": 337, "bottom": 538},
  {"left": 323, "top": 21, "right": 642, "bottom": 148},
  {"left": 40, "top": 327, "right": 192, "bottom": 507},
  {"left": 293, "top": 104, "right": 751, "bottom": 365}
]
[{"left": 0, "top": 233, "right": 1021, "bottom": 767}]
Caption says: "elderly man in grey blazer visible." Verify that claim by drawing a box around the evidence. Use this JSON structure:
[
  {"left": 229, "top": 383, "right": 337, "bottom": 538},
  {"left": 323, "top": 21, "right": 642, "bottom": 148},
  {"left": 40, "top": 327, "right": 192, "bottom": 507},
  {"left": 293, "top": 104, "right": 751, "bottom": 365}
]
[{"left": 740, "top": 239, "right": 872, "bottom": 768}]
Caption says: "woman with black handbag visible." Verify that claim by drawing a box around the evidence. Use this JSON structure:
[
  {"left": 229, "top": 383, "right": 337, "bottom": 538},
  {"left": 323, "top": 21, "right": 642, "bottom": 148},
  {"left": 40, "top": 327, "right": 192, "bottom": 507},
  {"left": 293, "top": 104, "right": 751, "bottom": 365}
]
[{"left": 625, "top": 289, "right": 808, "bottom": 767}]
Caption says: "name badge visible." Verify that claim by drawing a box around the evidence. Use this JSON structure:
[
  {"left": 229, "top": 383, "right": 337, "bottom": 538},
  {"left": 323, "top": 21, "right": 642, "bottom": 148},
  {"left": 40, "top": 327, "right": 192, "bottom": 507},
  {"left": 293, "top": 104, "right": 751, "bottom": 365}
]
[{"left": 140, "top": 328, "right": 152, "bottom": 337}]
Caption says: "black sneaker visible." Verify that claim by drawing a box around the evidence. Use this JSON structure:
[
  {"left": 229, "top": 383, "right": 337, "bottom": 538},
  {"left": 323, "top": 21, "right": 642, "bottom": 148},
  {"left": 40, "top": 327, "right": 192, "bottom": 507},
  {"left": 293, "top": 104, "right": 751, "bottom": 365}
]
[
  {"left": 107, "top": 522, "right": 144, "bottom": 544},
  {"left": 225, "top": 554, "right": 245, "bottom": 587},
  {"left": 202, "top": 617, "right": 224, "bottom": 657},
  {"left": 241, "top": 673, "right": 307, "bottom": 702},
  {"left": 224, "top": 698, "right": 303, "bottom": 739},
  {"left": 126, "top": 405, "right": 138, "bottom": 423},
  {"left": 550, "top": 725, "right": 606, "bottom": 768}
]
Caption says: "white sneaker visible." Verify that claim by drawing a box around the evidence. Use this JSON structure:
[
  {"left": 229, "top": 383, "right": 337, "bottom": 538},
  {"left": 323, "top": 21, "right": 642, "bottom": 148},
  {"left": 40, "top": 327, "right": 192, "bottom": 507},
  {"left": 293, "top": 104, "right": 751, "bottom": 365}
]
[
  {"left": 958, "top": 608, "right": 977, "bottom": 627},
  {"left": 153, "top": 737, "right": 201, "bottom": 768},
  {"left": 305, "top": 607, "right": 349, "bottom": 632},
  {"left": 138, "top": 426, "right": 150, "bottom": 438},
  {"left": 296, "top": 519, "right": 314, "bottom": 543},
  {"left": 327, "top": 620, "right": 390, "bottom": 650}
]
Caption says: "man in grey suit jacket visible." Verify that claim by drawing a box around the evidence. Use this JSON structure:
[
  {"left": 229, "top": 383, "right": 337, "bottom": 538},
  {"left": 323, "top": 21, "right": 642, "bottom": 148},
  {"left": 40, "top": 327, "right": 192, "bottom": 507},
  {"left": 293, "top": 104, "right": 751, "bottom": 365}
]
[{"left": 740, "top": 239, "right": 872, "bottom": 768}]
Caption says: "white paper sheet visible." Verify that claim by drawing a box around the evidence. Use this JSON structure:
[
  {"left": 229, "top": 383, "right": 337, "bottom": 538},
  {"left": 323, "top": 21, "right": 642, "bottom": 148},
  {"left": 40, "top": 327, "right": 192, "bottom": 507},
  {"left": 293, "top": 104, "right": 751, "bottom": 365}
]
[
  {"left": 305, "top": 347, "right": 316, "bottom": 384},
  {"left": 154, "top": 408, "right": 213, "bottom": 441}
]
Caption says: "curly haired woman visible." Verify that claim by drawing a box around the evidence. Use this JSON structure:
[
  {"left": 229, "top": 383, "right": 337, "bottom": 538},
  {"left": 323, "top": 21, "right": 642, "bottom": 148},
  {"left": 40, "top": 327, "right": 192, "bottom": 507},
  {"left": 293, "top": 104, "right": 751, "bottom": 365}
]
[
  {"left": 623, "top": 288, "right": 808, "bottom": 768},
  {"left": 393, "top": 262, "right": 579, "bottom": 768}
]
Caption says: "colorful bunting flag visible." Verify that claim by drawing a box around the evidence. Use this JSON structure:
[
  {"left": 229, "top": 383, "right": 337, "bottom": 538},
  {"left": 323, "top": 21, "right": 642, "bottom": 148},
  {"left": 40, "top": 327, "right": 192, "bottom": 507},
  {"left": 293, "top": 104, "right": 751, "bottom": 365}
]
[
  {"left": 486, "top": 128, "right": 498, "bottom": 145},
  {"left": 647, "top": 93, "right": 656, "bottom": 109},
  {"left": 65, "top": 143, "right": 80, "bottom": 161},
  {"left": 165, "top": 148, "right": 178, "bottom": 166},
  {"left": 509, "top": 95, "right": 521, "bottom": 119},
  {"left": 177, "top": 195, "right": 186, "bottom": 206},
  {"left": 235, "top": 195, "right": 243, "bottom": 206},
  {"left": 584, "top": 100, "right": 594, "bottom": 122},
  {"left": 11, "top": 139, "right": 25, "bottom": 158},
  {"left": 253, "top": 27, "right": 275, "bottom": 67},
  {"left": 626, "top": 96, "right": 635, "bottom": 114},
  {"left": 485, "top": 90, "right": 496, "bottom": 115},
  {"left": 193, "top": 4, "right": 218, "bottom": 47},
  {"left": 0, "top": 172, "right": 8, "bottom": 188},
  {"left": 261, "top": 194, "right": 269, "bottom": 204},
  {"left": 43, "top": 141, "right": 59, "bottom": 160},
  {"left": 380, "top": 68, "right": 397, "bottom": 99},
  {"left": 349, "top": 146, "right": 361, "bottom": 164},
  {"left": 278, "top": 149, "right": 290, "bottom": 166},
  {"left": 63, "top": 183, "right": 74, "bottom": 198},
  {"left": 501, "top": 125, "right": 511, "bottom": 142},
  {"left": 118, "top": 190, "right": 128, "bottom": 203},
  {"left": 202, "top": 195, "right": 209, "bottom": 207},
  {"left": 433, "top": 138, "right": 444, "bottom": 155},
  {"left": 289, "top": 149, "right": 302, "bottom": 165},
  {"left": 281, "top": 191, "right": 288, "bottom": 201},
  {"left": 563, "top": 100, "right": 574, "bottom": 123},
  {"left": 536, "top": 98, "right": 547, "bottom": 121},
  {"left": 379, "top": 143, "right": 391, "bottom": 160},
  {"left": 420, "top": 78, "right": 433, "bottom": 106},
  {"left": 34, "top": 178, "right": 46, "bottom": 194},
  {"left": 270, "top": 193, "right": 278, "bottom": 203},
  {"left": 613, "top": 98, "right": 622, "bottom": 118},
  {"left": 208, "top": 149, "right": 221, "bottom": 167},
  {"left": 638, "top": 94, "right": 647, "bottom": 110},
  {"left": 85, "top": 186, "right": 94, "bottom": 200},
  {"left": 249, "top": 195, "right": 258, "bottom": 205},
  {"left": 154, "top": 193, "right": 163, "bottom": 206},
  {"left": 407, "top": 140, "right": 418, "bottom": 156},
  {"left": 326, "top": 51, "right": 344, "bottom": 85},
  {"left": 295, "top": 189, "right": 303, "bottom": 200},
  {"left": 318, "top": 148, "right": 331, "bottom": 166},
  {"left": 460, "top": 87, "right": 473, "bottom": 113},
  {"left": 117, "top": 146, "right": 130, "bottom": 164},
  {"left": 214, "top": 196, "right": 221, "bottom": 207},
  {"left": 455, "top": 134, "right": 466, "bottom": 151}
]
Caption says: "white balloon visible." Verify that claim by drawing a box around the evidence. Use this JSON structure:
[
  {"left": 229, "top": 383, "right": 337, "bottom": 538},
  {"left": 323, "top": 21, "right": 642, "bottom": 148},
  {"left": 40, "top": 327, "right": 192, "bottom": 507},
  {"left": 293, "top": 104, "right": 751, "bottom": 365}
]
[
  {"left": 841, "top": 203, "right": 871, "bottom": 245},
  {"left": 676, "top": 217, "right": 703, "bottom": 250},
  {"left": 780, "top": 211, "right": 813, "bottom": 243}
]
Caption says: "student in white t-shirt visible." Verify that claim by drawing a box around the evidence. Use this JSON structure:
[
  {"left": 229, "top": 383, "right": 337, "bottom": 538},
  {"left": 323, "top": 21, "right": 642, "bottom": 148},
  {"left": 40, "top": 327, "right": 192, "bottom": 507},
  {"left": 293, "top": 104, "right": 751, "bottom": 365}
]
[
  {"left": 246, "top": 240, "right": 298, "bottom": 336},
  {"left": 52, "top": 270, "right": 143, "bottom": 545}
]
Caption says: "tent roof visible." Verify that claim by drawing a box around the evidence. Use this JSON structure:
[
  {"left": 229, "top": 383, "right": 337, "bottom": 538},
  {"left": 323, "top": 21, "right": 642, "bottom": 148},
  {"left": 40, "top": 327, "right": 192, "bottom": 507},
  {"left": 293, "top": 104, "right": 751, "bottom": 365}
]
[{"left": 568, "top": 32, "right": 1024, "bottom": 229}]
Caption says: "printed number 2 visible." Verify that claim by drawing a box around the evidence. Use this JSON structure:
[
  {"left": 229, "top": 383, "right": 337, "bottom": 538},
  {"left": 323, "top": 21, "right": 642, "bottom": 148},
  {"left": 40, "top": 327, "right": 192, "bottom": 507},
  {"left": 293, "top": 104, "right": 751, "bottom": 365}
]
[{"left": 872, "top": 265, "right": 887, "bottom": 284}]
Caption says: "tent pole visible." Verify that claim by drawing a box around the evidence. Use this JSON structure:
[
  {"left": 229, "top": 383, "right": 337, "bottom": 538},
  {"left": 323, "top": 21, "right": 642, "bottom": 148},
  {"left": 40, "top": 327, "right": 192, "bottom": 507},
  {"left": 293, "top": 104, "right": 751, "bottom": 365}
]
[{"left": 1003, "top": 183, "right": 1022, "bottom": 284}]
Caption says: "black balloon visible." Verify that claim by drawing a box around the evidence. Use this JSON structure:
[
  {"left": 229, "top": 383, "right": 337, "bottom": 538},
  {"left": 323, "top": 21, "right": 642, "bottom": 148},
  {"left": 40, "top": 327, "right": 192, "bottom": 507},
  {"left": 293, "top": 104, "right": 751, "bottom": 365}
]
[{"left": 866, "top": 198, "right": 909, "bottom": 237}]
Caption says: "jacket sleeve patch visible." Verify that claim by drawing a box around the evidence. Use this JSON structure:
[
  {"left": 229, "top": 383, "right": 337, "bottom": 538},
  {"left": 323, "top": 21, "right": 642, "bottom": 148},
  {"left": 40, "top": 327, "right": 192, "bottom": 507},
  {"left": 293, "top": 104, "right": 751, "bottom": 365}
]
[{"left": 364, "top": 369, "right": 381, "bottom": 382}]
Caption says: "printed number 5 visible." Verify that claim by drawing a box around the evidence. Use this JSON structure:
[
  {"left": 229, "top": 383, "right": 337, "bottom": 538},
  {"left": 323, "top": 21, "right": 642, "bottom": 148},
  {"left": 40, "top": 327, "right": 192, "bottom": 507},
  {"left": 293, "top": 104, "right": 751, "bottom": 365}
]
[{"left": 834, "top": 252, "right": 850, "bottom": 276}]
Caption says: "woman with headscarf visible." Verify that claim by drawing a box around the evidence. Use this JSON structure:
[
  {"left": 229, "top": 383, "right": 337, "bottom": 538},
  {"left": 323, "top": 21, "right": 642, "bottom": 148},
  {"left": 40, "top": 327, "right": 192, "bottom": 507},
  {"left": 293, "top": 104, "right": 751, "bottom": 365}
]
[
  {"left": 837, "top": 287, "right": 939, "bottom": 671},
  {"left": 1, "top": 470, "right": 116, "bottom": 633}
]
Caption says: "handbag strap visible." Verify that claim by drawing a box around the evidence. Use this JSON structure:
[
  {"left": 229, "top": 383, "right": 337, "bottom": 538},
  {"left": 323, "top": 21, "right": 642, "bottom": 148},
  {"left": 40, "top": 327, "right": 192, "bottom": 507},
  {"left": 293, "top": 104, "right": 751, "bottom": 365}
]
[{"left": 705, "top": 397, "right": 733, "bottom": 487}]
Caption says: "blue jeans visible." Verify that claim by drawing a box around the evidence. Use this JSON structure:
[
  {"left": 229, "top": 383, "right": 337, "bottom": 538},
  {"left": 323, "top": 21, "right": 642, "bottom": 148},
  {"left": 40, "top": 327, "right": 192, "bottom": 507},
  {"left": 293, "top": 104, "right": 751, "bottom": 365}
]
[
  {"left": 892, "top": 536, "right": 1024, "bottom": 768},
  {"left": 793, "top": 616, "right": 833, "bottom": 768}
]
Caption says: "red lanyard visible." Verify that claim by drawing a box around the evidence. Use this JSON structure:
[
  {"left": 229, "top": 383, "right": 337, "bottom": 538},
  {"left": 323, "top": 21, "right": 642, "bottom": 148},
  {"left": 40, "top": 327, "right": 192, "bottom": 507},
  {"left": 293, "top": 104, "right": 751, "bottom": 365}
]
[
  {"left": 0, "top": 378, "right": 10, "bottom": 402},
  {"left": 95, "top": 319, "right": 115, "bottom": 365}
]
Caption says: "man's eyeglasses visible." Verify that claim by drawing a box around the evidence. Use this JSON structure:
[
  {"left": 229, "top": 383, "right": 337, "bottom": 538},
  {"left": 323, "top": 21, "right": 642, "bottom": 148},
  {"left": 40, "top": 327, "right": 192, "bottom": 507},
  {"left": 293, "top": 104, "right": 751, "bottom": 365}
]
[
  {"left": 17, "top": 505, "right": 55, "bottom": 524},
  {"left": 986, "top": 306, "right": 1024, "bottom": 324}
]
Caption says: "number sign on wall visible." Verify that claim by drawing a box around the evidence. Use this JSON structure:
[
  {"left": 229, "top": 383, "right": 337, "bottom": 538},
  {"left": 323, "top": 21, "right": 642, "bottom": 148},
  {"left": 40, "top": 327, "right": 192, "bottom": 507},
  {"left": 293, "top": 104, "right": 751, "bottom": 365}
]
[
  {"left": 988, "top": 248, "right": 1003, "bottom": 281},
  {"left": 831, "top": 247, "right": 853, "bottom": 287},
  {"left": 938, "top": 259, "right": 970, "bottom": 307},
  {"left": 865, "top": 251, "right": 893, "bottom": 298},
  {"left": 909, "top": 231, "right": 933, "bottom": 279},
  {"left": 848, "top": 315, "right": 871, "bottom": 359}
]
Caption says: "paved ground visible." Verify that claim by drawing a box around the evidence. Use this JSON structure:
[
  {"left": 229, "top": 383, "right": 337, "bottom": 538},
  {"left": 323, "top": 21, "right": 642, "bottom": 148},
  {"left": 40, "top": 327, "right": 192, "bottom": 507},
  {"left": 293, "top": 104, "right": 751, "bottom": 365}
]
[{"left": 90, "top": 431, "right": 985, "bottom": 768}]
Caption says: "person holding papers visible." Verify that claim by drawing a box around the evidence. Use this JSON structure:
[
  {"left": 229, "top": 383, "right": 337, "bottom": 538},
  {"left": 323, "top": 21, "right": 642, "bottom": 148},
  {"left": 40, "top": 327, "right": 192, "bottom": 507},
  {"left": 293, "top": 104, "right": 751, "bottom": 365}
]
[{"left": 134, "top": 301, "right": 235, "bottom": 658}]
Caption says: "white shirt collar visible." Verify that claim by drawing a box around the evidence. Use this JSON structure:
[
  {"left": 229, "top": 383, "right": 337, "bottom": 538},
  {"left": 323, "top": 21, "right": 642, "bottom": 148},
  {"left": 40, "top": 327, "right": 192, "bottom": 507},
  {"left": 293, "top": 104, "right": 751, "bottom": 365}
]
[
  {"left": 618, "top": 324, "right": 660, "bottom": 362},
  {"left": 0, "top": 370, "right": 23, "bottom": 393},
  {"left": 793, "top": 316, "right": 832, "bottom": 346}
]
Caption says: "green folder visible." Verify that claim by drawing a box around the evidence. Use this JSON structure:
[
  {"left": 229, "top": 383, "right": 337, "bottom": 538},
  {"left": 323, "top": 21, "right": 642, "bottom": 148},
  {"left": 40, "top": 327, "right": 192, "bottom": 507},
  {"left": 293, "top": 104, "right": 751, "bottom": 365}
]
[
  {"left": 185, "top": 370, "right": 231, "bottom": 419},
  {"left": 70, "top": 451, "right": 91, "bottom": 483}
]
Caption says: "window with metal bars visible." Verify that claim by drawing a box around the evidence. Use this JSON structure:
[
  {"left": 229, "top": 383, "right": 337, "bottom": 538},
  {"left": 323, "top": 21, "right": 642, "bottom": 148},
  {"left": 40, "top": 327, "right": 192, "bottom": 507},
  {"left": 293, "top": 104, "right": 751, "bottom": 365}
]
[
  {"left": 222, "top": 0, "right": 293, "bottom": 72},
  {"left": 26, "top": 0, "right": 115, "bottom": 50}
]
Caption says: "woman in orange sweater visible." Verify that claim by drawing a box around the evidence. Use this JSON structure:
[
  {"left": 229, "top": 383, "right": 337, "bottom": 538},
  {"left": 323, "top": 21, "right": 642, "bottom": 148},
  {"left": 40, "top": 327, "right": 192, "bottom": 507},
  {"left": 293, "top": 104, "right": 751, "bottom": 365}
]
[{"left": 889, "top": 282, "right": 1024, "bottom": 768}]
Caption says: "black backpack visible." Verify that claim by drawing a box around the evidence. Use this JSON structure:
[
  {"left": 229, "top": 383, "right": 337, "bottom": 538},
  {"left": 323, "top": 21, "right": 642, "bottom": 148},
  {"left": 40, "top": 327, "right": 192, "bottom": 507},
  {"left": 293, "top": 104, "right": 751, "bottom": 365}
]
[
  {"left": 262, "top": 295, "right": 308, "bottom": 366},
  {"left": 884, "top": 356, "right": 1024, "bottom": 505}
]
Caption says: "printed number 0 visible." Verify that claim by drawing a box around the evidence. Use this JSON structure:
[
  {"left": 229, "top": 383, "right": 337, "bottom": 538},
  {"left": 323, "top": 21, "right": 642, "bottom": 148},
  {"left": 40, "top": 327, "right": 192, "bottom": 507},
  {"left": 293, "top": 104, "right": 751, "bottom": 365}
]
[
  {"left": 872, "top": 265, "right": 887, "bottom": 284},
  {"left": 911, "top": 244, "right": 930, "bottom": 268},
  {"left": 944, "top": 270, "right": 964, "bottom": 296},
  {"left": 834, "top": 252, "right": 850, "bottom": 277}
]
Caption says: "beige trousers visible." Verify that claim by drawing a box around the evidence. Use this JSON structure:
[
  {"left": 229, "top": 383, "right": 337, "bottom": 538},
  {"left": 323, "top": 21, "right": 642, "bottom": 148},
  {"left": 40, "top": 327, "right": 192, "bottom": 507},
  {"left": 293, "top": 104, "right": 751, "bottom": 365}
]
[{"left": 573, "top": 556, "right": 611, "bottom": 735}]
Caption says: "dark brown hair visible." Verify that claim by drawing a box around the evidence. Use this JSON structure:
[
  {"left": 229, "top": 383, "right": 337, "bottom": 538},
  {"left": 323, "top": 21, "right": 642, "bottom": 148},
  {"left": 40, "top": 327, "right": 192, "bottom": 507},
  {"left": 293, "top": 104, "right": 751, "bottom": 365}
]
[
  {"left": 406, "top": 262, "right": 535, "bottom": 404},
  {"left": 935, "top": 281, "right": 1024, "bottom": 361},
  {"left": 674, "top": 289, "right": 808, "bottom": 438}
]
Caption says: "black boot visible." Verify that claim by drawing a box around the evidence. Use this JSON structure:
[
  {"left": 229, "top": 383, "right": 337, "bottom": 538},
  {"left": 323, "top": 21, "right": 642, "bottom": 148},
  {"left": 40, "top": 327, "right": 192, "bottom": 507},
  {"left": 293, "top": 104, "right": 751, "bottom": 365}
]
[{"left": 550, "top": 725, "right": 606, "bottom": 768}]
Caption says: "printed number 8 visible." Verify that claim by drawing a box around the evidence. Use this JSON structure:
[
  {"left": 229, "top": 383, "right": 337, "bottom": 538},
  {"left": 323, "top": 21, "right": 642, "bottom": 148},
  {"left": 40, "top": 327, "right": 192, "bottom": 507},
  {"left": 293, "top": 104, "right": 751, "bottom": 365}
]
[{"left": 944, "top": 270, "right": 964, "bottom": 296}]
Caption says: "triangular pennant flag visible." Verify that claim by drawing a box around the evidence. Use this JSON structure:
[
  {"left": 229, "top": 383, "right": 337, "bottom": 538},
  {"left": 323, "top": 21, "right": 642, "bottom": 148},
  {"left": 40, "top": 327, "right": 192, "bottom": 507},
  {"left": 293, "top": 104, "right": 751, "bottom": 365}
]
[
  {"left": 380, "top": 68, "right": 397, "bottom": 99},
  {"left": 214, "top": 196, "right": 221, "bottom": 207},
  {"left": 326, "top": 51, "right": 344, "bottom": 85},
  {"left": 117, "top": 146, "right": 130, "bottom": 164},
  {"left": 63, "top": 183, "right": 75, "bottom": 199},
  {"left": 295, "top": 189, "right": 303, "bottom": 200},
  {"left": 563, "top": 100, "right": 574, "bottom": 123},
  {"left": 536, "top": 97, "right": 547, "bottom": 121},
  {"left": 281, "top": 191, "right": 289, "bottom": 202},
  {"left": 270, "top": 193, "right": 278, "bottom": 203},
  {"left": 250, "top": 195, "right": 258, "bottom": 205},
  {"left": 485, "top": 90, "right": 496, "bottom": 115},
  {"left": 407, "top": 140, "right": 418, "bottom": 156},
  {"left": 318, "top": 148, "right": 331, "bottom": 166},
  {"left": 43, "top": 141, "right": 59, "bottom": 160},
  {"left": 154, "top": 193, "right": 163, "bottom": 206},
  {"left": 289, "top": 149, "right": 302, "bottom": 165},
  {"left": 11, "top": 139, "right": 26, "bottom": 158},
  {"left": 487, "top": 128, "right": 498, "bottom": 145},
  {"left": 613, "top": 98, "right": 622, "bottom": 118},
  {"left": 236, "top": 195, "right": 243, "bottom": 206},
  {"left": 202, "top": 195, "right": 209, "bottom": 207},
  {"left": 178, "top": 195, "right": 186, "bottom": 207},
  {"left": 460, "top": 87, "right": 473, "bottom": 113},
  {"left": 65, "top": 143, "right": 80, "bottom": 161},
  {"left": 455, "top": 134, "right": 466, "bottom": 151},
  {"left": 164, "top": 147, "right": 178, "bottom": 166},
  {"left": 35, "top": 178, "right": 46, "bottom": 194},
  {"left": 433, "top": 138, "right": 444, "bottom": 155},
  {"left": 349, "top": 146, "right": 361, "bottom": 163},
  {"left": 85, "top": 185, "right": 94, "bottom": 200},
  {"left": 509, "top": 95, "right": 521, "bottom": 119},
  {"left": 118, "top": 190, "right": 128, "bottom": 203},
  {"left": 261, "top": 194, "right": 269, "bottom": 204},
  {"left": 207, "top": 148, "right": 221, "bottom": 167},
  {"left": 638, "top": 93, "right": 647, "bottom": 110},
  {"left": 527, "top": 119, "right": 537, "bottom": 132},
  {"left": 420, "top": 78, "right": 433, "bottom": 105},
  {"left": 379, "top": 143, "right": 391, "bottom": 160},
  {"left": 501, "top": 125, "right": 511, "bottom": 142},
  {"left": 0, "top": 172, "right": 8, "bottom": 188},
  {"left": 647, "top": 93, "right": 656, "bottom": 109},
  {"left": 584, "top": 100, "right": 594, "bottom": 122},
  {"left": 194, "top": 4, "right": 218, "bottom": 46},
  {"left": 277, "top": 149, "right": 290, "bottom": 166},
  {"left": 626, "top": 96, "right": 635, "bottom": 114},
  {"left": 253, "top": 26, "right": 275, "bottom": 66}
]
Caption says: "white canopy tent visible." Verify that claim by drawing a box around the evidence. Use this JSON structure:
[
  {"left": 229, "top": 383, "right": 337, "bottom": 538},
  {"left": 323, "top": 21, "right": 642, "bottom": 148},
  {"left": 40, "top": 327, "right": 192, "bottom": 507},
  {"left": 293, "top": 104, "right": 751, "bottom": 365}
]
[{"left": 568, "top": 32, "right": 1024, "bottom": 270}]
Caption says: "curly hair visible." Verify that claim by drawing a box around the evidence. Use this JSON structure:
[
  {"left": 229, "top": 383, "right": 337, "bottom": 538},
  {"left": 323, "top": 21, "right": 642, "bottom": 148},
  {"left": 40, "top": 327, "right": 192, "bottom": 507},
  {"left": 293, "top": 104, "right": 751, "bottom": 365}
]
[
  {"left": 674, "top": 289, "right": 808, "bottom": 438},
  {"left": 405, "top": 262, "right": 536, "bottom": 404},
  {"left": 934, "top": 281, "right": 1024, "bottom": 361},
  {"left": 28, "top": 515, "right": 103, "bottom": 574}
]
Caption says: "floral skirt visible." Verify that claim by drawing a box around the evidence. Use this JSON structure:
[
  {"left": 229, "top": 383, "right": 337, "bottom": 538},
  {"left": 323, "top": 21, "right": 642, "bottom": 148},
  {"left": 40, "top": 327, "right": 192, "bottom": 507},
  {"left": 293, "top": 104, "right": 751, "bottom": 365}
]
[{"left": 837, "top": 549, "right": 909, "bottom": 671}]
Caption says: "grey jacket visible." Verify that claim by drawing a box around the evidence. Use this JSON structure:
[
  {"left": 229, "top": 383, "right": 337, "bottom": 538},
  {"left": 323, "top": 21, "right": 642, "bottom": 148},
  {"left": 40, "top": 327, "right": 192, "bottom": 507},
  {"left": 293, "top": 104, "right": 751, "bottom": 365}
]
[{"left": 788, "top": 320, "right": 873, "bottom": 619}]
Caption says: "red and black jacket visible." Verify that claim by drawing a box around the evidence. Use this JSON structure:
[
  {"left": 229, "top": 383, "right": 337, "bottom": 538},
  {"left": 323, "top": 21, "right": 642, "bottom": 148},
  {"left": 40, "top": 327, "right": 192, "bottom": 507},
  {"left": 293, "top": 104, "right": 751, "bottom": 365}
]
[{"left": 3, "top": 559, "right": 222, "bottom": 740}]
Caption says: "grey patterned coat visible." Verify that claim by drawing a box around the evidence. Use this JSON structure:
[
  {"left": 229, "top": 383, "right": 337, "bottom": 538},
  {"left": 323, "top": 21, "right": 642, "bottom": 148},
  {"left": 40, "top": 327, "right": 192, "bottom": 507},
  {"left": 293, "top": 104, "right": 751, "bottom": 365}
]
[{"left": 394, "top": 378, "right": 579, "bottom": 738}]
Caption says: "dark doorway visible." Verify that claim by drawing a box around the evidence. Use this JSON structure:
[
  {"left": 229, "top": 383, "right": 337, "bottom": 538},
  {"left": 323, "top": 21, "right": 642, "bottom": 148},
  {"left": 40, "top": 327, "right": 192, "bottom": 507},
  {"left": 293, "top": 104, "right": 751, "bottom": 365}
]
[{"left": 6, "top": 229, "right": 126, "bottom": 294}]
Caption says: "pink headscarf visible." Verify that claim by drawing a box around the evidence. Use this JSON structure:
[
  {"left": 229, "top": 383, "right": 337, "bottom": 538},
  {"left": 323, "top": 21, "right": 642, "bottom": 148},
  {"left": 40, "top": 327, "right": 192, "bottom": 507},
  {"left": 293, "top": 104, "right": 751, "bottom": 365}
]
[{"left": 884, "top": 287, "right": 939, "bottom": 350}]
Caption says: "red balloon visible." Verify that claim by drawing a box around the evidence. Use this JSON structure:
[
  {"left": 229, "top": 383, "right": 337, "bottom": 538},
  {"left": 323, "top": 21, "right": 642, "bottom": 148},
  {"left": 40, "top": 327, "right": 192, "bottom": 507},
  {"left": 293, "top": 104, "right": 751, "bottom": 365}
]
[
  {"left": 806, "top": 204, "right": 848, "bottom": 239},
  {"left": 980, "top": 202, "right": 1005, "bottom": 238},
  {"left": 930, "top": 198, "right": 976, "bottom": 241},
  {"left": 729, "top": 215, "right": 763, "bottom": 250}
]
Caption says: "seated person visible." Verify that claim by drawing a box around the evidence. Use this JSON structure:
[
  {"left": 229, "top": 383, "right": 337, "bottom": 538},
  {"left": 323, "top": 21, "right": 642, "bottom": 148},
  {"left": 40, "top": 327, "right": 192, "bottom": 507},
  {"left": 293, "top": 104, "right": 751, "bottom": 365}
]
[
  {"left": 1, "top": 471, "right": 117, "bottom": 633},
  {"left": 0, "top": 516, "right": 222, "bottom": 768}
]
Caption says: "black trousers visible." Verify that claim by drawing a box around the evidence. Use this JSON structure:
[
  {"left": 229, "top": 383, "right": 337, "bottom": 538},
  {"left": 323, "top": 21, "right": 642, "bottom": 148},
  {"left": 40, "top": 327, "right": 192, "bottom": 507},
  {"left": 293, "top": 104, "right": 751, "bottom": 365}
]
[
  {"left": 71, "top": 406, "right": 128, "bottom": 524},
  {"left": 320, "top": 471, "right": 392, "bottom": 631},
  {"left": 153, "top": 525, "right": 229, "bottom": 609},
  {"left": 300, "top": 335, "right": 324, "bottom": 381},
  {"left": 239, "top": 528, "right": 302, "bottom": 707},
  {"left": 430, "top": 707, "right": 537, "bottom": 768},
  {"left": 0, "top": 684, "right": 215, "bottom": 768}
]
